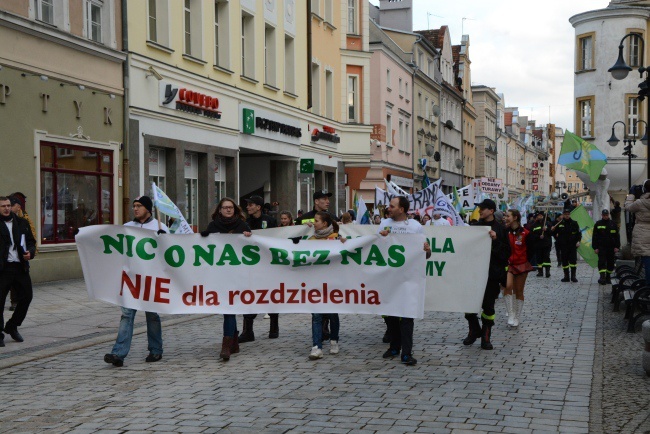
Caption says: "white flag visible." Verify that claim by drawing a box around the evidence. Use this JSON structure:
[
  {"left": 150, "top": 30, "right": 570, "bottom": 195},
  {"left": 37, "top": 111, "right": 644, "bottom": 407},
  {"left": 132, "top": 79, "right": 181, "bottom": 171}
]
[{"left": 151, "top": 182, "right": 194, "bottom": 234}]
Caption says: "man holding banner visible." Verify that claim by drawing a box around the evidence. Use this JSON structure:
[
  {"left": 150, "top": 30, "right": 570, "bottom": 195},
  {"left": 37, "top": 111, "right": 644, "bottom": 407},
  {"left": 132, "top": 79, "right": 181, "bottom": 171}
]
[
  {"left": 464, "top": 199, "right": 510, "bottom": 350},
  {"left": 103, "top": 196, "right": 168, "bottom": 367},
  {"left": 378, "top": 196, "right": 431, "bottom": 366}
]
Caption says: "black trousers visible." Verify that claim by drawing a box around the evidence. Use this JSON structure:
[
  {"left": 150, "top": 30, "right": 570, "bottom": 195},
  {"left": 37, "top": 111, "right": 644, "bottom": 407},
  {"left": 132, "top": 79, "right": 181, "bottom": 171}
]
[
  {"left": 536, "top": 246, "right": 552, "bottom": 267},
  {"left": 555, "top": 243, "right": 562, "bottom": 264},
  {"left": 561, "top": 245, "right": 578, "bottom": 268},
  {"left": 0, "top": 264, "right": 33, "bottom": 336},
  {"left": 465, "top": 278, "right": 501, "bottom": 326},
  {"left": 385, "top": 316, "right": 414, "bottom": 356},
  {"left": 597, "top": 249, "right": 616, "bottom": 274},
  {"left": 243, "top": 313, "right": 279, "bottom": 321}
]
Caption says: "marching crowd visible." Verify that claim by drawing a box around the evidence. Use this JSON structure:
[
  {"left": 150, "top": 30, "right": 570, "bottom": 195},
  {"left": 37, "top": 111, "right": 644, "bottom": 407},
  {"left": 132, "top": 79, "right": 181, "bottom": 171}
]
[{"left": 2, "top": 180, "right": 650, "bottom": 368}]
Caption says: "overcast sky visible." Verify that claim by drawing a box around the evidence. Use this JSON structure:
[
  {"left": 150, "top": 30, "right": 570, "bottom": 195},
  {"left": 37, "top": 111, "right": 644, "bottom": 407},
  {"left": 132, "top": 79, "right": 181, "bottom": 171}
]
[{"left": 369, "top": 0, "right": 611, "bottom": 132}]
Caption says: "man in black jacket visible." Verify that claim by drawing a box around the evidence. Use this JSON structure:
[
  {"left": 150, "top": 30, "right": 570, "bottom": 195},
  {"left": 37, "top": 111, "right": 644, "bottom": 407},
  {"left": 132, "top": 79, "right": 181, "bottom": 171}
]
[
  {"left": 552, "top": 208, "right": 582, "bottom": 283},
  {"left": 530, "top": 212, "right": 553, "bottom": 278},
  {"left": 0, "top": 196, "right": 37, "bottom": 346},
  {"left": 294, "top": 190, "right": 339, "bottom": 225},
  {"left": 240, "top": 195, "right": 278, "bottom": 343},
  {"left": 463, "top": 199, "right": 510, "bottom": 350},
  {"left": 592, "top": 209, "right": 620, "bottom": 284}
]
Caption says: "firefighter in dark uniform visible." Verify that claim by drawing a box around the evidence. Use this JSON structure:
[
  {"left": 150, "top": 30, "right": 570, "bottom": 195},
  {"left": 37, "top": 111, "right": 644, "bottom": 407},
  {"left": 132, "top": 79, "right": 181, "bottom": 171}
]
[
  {"left": 552, "top": 207, "right": 582, "bottom": 283},
  {"left": 530, "top": 212, "right": 553, "bottom": 278},
  {"left": 592, "top": 209, "right": 620, "bottom": 285}
]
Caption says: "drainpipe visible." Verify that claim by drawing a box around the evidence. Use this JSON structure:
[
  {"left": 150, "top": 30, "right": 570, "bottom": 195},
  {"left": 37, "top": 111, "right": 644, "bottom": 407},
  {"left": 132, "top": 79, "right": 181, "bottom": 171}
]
[
  {"left": 121, "top": 0, "right": 130, "bottom": 223},
  {"left": 410, "top": 35, "right": 422, "bottom": 189},
  {"left": 307, "top": 1, "right": 312, "bottom": 110}
]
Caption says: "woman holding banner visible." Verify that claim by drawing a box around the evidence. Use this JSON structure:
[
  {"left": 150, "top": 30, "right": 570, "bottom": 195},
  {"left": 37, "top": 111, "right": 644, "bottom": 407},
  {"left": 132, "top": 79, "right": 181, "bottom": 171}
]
[
  {"left": 504, "top": 209, "right": 533, "bottom": 328},
  {"left": 307, "top": 211, "right": 345, "bottom": 360},
  {"left": 201, "top": 198, "right": 252, "bottom": 361}
]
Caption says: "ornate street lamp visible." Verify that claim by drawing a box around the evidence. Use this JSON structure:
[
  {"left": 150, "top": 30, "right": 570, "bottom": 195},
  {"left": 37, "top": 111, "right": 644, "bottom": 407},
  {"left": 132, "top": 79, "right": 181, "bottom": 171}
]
[{"left": 607, "top": 120, "right": 645, "bottom": 190}]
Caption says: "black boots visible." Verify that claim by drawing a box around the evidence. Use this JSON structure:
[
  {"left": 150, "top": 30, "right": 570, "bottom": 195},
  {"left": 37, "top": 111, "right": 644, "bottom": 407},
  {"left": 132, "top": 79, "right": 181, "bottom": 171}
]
[
  {"left": 220, "top": 336, "right": 233, "bottom": 361},
  {"left": 537, "top": 267, "right": 544, "bottom": 277},
  {"left": 545, "top": 266, "right": 551, "bottom": 278},
  {"left": 239, "top": 317, "right": 255, "bottom": 343},
  {"left": 269, "top": 314, "right": 279, "bottom": 339},
  {"left": 480, "top": 322, "right": 493, "bottom": 350},
  {"left": 463, "top": 314, "right": 481, "bottom": 345},
  {"left": 598, "top": 272, "right": 606, "bottom": 285},
  {"left": 561, "top": 269, "right": 570, "bottom": 282},
  {"left": 571, "top": 267, "right": 578, "bottom": 283},
  {"left": 382, "top": 317, "right": 391, "bottom": 343}
]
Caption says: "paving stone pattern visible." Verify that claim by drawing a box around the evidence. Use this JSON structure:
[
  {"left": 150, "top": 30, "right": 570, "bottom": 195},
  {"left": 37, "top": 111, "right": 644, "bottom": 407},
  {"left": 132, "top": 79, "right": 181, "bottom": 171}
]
[{"left": 0, "top": 259, "right": 645, "bottom": 433}]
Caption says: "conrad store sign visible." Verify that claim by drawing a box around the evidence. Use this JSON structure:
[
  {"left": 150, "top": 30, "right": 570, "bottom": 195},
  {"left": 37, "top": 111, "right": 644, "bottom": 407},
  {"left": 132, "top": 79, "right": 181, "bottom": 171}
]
[{"left": 160, "top": 83, "right": 222, "bottom": 120}]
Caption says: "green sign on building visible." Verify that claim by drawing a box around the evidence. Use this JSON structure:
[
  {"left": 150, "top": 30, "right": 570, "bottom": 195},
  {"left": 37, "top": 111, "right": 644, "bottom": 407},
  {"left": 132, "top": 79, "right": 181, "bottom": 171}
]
[
  {"left": 243, "top": 108, "right": 255, "bottom": 134},
  {"left": 300, "top": 159, "right": 314, "bottom": 174}
]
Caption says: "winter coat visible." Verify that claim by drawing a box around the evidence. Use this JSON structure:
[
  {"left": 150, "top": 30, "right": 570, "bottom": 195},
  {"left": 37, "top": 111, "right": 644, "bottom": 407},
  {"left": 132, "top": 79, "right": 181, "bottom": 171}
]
[
  {"left": 247, "top": 213, "right": 277, "bottom": 230},
  {"left": 529, "top": 221, "right": 552, "bottom": 249},
  {"left": 626, "top": 192, "right": 650, "bottom": 257},
  {"left": 204, "top": 218, "right": 250, "bottom": 235},
  {"left": 592, "top": 219, "right": 620, "bottom": 251},
  {"left": 471, "top": 217, "right": 510, "bottom": 282},
  {"left": 507, "top": 226, "right": 531, "bottom": 266},
  {"left": 552, "top": 218, "right": 581, "bottom": 247},
  {"left": 0, "top": 213, "right": 37, "bottom": 272}
]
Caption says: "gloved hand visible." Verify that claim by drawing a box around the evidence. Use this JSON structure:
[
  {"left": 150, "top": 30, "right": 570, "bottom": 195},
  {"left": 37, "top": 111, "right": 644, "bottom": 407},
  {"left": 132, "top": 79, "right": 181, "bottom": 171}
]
[
  {"left": 290, "top": 236, "right": 301, "bottom": 244},
  {"left": 157, "top": 229, "right": 167, "bottom": 235},
  {"left": 201, "top": 230, "right": 210, "bottom": 237}
]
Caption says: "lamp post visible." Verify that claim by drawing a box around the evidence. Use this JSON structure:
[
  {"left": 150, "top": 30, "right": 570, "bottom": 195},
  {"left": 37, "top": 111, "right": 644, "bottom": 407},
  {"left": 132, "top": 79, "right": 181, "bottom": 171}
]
[
  {"left": 606, "top": 120, "right": 646, "bottom": 190},
  {"left": 609, "top": 33, "right": 650, "bottom": 179}
]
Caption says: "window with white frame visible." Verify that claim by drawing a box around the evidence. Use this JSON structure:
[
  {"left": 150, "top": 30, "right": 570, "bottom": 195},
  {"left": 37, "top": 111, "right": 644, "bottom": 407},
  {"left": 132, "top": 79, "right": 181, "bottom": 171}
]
[
  {"left": 86, "top": 0, "right": 102, "bottom": 43},
  {"left": 577, "top": 34, "right": 593, "bottom": 71},
  {"left": 405, "top": 122, "right": 410, "bottom": 152},
  {"left": 578, "top": 97, "right": 593, "bottom": 137},
  {"left": 214, "top": 0, "right": 230, "bottom": 68},
  {"left": 347, "top": 0, "right": 357, "bottom": 34},
  {"left": 386, "top": 112, "right": 392, "bottom": 146},
  {"left": 627, "top": 97, "right": 640, "bottom": 136},
  {"left": 311, "top": 0, "right": 320, "bottom": 17},
  {"left": 34, "top": 0, "right": 54, "bottom": 24},
  {"left": 184, "top": 0, "right": 191, "bottom": 54},
  {"left": 147, "top": 0, "right": 170, "bottom": 46},
  {"left": 214, "top": 156, "right": 226, "bottom": 205},
  {"left": 417, "top": 92, "right": 422, "bottom": 117},
  {"left": 428, "top": 59, "right": 434, "bottom": 77},
  {"left": 398, "top": 77, "right": 403, "bottom": 97},
  {"left": 405, "top": 82, "right": 409, "bottom": 100},
  {"left": 398, "top": 120, "right": 404, "bottom": 150},
  {"left": 183, "top": 0, "right": 203, "bottom": 58},
  {"left": 311, "top": 62, "right": 321, "bottom": 115},
  {"left": 149, "top": 147, "right": 166, "bottom": 192},
  {"left": 285, "top": 34, "right": 295, "bottom": 94},
  {"left": 325, "top": 69, "right": 333, "bottom": 119},
  {"left": 324, "top": 0, "right": 333, "bottom": 23},
  {"left": 425, "top": 97, "right": 430, "bottom": 120},
  {"left": 148, "top": 0, "right": 157, "bottom": 41},
  {"left": 241, "top": 12, "right": 255, "bottom": 77},
  {"left": 265, "top": 24, "right": 277, "bottom": 86},
  {"left": 386, "top": 69, "right": 391, "bottom": 90},
  {"left": 629, "top": 33, "right": 642, "bottom": 68},
  {"left": 184, "top": 152, "right": 199, "bottom": 232},
  {"left": 418, "top": 51, "right": 423, "bottom": 69},
  {"left": 347, "top": 75, "right": 359, "bottom": 122}
]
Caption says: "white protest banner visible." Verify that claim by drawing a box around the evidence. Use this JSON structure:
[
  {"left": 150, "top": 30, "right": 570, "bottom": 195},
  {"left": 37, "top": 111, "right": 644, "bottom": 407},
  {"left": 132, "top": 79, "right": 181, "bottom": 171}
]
[
  {"left": 480, "top": 177, "right": 503, "bottom": 194},
  {"left": 259, "top": 224, "right": 491, "bottom": 313},
  {"left": 76, "top": 226, "right": 426, "bottom": 318}
]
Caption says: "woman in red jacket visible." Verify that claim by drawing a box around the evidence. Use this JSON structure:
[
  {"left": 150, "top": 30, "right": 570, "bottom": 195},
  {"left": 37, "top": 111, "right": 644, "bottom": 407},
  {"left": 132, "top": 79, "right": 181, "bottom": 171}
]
[{"left": 504, "top": 209, "right": 533, "bottom": 328}]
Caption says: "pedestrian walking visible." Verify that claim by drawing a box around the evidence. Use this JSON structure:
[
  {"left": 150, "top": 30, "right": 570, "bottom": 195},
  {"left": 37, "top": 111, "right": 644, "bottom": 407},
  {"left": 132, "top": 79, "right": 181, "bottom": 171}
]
[
  {"left": 307, "top": 211, "right": 345, "bottom": 360},
  {"left": 552, "top": 213, "right": 563, "bottom": 267},
  {"left": 624, "top": 179, "right": 650, "bottom": 285},
  {"left": 0, "top": 196, "right": 37, "bottom": 347},
  {"left": 241, "top": 195, "right": 278, "bottom": 343},
  {"left": 552, "top": 207, "right": 581, "bottom": 283},
  {"left": 7, "top": 193, "right": 36, "bottom": 311},
  {"left": 201, "top": 197, "right": 252, "bottom": 361},
  {"left": 104, "top": 196, "right": 168, "bottom": 367},
  {"left": 593, "top": 209, "right": 620, "bottom": 285},
  {"left": 378, "top": 196, "right": 432, "bottom": 365},
  {"left": 463, "top": 199, "right": 510, "bottom": 350},
  {"left": 504, "top": 209, "right": 533, "bottom": 328},
  {"left": 530, "top": 212, "right": 553, "bottom": 278}
]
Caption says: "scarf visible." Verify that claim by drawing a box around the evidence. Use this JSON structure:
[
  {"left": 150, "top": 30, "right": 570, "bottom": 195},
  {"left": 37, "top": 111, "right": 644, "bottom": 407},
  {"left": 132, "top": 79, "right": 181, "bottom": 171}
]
[
  {"left": 217, "top": 214, "right": 244, "bottom": 232},
  {"left": 312, "top": 225, "right": 334, "bottom": 239}
]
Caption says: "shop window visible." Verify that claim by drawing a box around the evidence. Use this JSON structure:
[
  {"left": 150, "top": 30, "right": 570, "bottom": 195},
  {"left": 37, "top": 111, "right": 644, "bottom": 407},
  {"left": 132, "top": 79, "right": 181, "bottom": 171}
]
[
  {"left": 184, "top": 152, "right": 199, "bottom": 232},
  {"left": 148, "top": 147, "right": 166, "bottom": 192},
  {"left": 40, "top": 143, "right": 113, "bottom": 244},
  {"left": 214, "top": 156, "right": 227, "bottom": 205}
]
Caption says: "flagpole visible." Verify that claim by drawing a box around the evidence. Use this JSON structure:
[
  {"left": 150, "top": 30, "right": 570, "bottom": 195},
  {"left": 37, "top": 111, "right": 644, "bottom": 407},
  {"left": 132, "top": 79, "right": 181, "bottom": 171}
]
[{"left": 156, "top": 207, "right": 162, "bottom": 232}]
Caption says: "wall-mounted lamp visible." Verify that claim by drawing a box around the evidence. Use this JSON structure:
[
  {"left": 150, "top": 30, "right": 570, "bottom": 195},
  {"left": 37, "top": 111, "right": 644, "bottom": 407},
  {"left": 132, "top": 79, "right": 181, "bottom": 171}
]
[
  {"left": 21, "top": 72, "right": 48, "bottom": 81},
  {"left": 146, "top": 66, "right": 163, "bottom": 81},
  {"left": 60, "top": 83, "right": 85, "bottom": 90},
  {"left": 370, "top": 139, "right": 381, "bottom": 147},
  {"left": 92, "top": 90, "right": 116, "bottom": 99}
]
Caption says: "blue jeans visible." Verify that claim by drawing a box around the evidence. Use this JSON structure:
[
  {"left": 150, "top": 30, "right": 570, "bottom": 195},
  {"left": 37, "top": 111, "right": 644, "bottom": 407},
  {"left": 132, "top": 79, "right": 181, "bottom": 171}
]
[
  {"left": 311, "top": 314, "right": 339, "bottom": 348},
  {"left": 111, "top": 307, "right": 163, "bottom": 360},
  {"left": 223, "top": 314, "right": 237, "bottom": 337},
  {"left": 643, "top": 256, "right": 650, "bottom": 285}
]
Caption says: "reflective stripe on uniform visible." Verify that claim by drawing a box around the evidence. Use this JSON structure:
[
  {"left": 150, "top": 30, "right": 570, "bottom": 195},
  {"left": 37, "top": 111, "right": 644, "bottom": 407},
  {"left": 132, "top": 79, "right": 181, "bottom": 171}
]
[{"left": 481, "top": 312, "right": 496, "bottom": 321}]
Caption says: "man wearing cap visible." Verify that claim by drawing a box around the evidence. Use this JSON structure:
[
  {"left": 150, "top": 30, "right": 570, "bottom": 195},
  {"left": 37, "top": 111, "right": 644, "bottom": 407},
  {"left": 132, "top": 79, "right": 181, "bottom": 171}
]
[
  {"left": 552, "top": 208, "right": 581, "bottom": 283},
  {"left": 104, "top": 196, "right": 168, "bottom": 367},
  {"left": 530, "top": 212, "right": 553, "bottom": 278},
  {"left": 295, "top": 190, "right": 339, "bottom": 225},
  {"left": 239, "top": 195, "right": 278, "bottom": 343},
  {"left": 0, "top": 196, "right": 36, "bottom": 347},
  {"left": 592, "top": 209, "right": 620, "bottom": 285},
  {"left": 463, "top": 199, "right": 510, "bottom": 350}
]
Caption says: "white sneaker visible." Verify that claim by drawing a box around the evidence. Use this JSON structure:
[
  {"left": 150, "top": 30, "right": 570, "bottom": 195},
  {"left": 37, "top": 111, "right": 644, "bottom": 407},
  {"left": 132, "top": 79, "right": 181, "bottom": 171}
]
[
  {"left": 330, "top": 340, "right": 339, "bottom": 354},
  {"left": 263, "top": 314, "right": 270, "bottom": 319},
  {"left": 309, "top": 346, "right": 323, "bottom": 360}
]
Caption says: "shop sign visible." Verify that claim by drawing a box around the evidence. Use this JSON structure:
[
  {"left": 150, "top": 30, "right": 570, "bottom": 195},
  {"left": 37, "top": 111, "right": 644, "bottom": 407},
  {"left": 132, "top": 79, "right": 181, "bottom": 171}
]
[
  {"left": 300, "top": 159, "right": 314, "bottom": 174},
  {"left": 310, "top": 125, "right": 340, "bottom": 143},
  {"left": 240, "top": 105, "right": 302, "bottom": 144},
  {"left": 160, "top": 83, "right": 221, "bottom": 120}
]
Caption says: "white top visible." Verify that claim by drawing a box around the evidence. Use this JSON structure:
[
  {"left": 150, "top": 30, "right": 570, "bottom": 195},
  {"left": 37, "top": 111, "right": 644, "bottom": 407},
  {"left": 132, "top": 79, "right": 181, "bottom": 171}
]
[
  {"left": 432, "top": 217, "right": 451, "bottom": 226},
  {"left": 3, "top": 220, "right": 19, "bottom": 263},
  {"left": 377, "top": 218, "right": 424, "bottom": 235},
  {"left": 124, "top": 218, "right": 170, "bottom": 232}
]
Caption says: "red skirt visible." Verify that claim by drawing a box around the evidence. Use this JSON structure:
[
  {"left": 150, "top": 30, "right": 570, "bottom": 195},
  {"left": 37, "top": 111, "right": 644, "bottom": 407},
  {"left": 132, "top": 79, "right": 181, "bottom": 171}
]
[{"left": 509, "top": 262, "right": 533, "bottom": 275}]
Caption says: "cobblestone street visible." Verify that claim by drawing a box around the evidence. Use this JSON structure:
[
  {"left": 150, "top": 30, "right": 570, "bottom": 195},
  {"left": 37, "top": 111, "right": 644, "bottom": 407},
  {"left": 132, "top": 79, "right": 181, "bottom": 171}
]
[{"left": 1, "top": 259, "right": 649, "bottom": 433}]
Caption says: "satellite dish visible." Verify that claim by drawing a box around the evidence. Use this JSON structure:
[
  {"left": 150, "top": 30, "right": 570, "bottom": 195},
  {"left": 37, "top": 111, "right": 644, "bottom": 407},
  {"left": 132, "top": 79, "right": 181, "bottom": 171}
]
[
  {"left": 551, "top": 192, "right": 559, "bottom": 199},
  {"left": 520, "top": 179, "right": 525, "bottom": 185},
  {"left": 432, "top": 105, "right": 440, "bottom": 117},
  {"left": 561, "top": 193, "right": 569, "bottom": 200},
  {"left": 455, "top": 159, "right": 463, "bottom": 169},
  {"left": 540, "top": 162, "right": 544, "bottom": 167},
  {"left": 433, "top": 151, "right": 441, "bottom": 162},
  {"left": 425, "top": 144, "right": 435, "bottom": 157},
  {"left": 445, "top": 120, "right": 454, "bottom": 129}
]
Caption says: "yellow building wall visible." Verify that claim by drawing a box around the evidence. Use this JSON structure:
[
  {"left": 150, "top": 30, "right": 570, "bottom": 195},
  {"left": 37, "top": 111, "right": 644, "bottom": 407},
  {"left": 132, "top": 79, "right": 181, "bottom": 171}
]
[
  {"left": 127, "top": 0, "right": 307, "bottom": 109},
  {"left": 310, "top": 2, "right": 342, "bottom": 122}
]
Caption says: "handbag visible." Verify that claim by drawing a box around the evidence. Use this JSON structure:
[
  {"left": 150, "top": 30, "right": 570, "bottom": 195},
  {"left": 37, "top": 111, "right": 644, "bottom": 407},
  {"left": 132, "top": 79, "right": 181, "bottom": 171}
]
[{"left": 509, "top": 261, "right": 533, "bottom": 275}]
